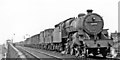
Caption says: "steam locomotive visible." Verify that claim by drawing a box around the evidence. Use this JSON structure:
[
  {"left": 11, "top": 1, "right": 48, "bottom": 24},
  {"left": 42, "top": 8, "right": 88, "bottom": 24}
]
[{"left": 18, "top": 9, "right": 115, "bottom": 58}]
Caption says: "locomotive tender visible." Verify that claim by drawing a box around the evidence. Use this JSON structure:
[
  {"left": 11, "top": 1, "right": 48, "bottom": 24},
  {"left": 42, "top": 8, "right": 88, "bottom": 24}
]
[{"left": 22, "top": 9, "right": 115, "bottom": 58}]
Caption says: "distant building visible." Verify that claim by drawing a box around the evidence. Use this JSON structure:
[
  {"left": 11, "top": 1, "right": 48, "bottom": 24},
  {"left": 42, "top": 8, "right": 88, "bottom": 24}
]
[
  {"left": 5, "top": 39, "right": 13, "bottom": 49},
  {"left": 6, "top": 39, "right": 13, "bottom": 44},
  {"left": 111, "top": 31, "right": 120, "bottom": 42}
]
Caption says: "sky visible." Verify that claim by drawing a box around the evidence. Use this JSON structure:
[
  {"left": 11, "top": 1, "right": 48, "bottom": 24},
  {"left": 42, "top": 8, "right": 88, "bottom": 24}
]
[{"left": 0, "top": 0, "right": 119, "bottom": 44}]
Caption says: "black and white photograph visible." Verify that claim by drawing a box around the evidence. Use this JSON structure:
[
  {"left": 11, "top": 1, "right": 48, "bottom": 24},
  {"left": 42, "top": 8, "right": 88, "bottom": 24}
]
[{"left": 0, "top": 0, "right": 120, "bottom": 60}]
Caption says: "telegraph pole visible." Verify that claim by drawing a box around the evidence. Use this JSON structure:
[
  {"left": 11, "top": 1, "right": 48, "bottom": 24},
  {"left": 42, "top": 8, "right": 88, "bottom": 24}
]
[{"left": 118, "top": 1, "right": 120, "bottom": 32}]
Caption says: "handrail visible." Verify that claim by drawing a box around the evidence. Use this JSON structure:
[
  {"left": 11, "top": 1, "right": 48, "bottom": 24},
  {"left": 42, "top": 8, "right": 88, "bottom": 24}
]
[{"left": 9, "top": 43, "right": 26, "bottom": 58}]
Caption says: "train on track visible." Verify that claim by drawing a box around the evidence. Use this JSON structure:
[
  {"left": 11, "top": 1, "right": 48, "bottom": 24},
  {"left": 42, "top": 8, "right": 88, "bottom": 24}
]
[{"left": 16, "top": 9, "right": 117, "bottom": 58}]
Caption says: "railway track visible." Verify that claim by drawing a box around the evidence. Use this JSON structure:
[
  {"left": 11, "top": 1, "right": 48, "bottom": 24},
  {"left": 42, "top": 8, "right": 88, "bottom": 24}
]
[
  {"left": 16, "top": 46, "right": 120, "bottom": 60},
  {"left": 16, "top": 47, "right": 40, "bottom": 60},
  {"left": 16, "top": 46, "right": 64, "bottom": 60}
]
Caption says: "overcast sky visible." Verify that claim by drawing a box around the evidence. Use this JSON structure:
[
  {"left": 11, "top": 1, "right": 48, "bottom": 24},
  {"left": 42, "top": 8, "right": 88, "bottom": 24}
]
[{"left": 0, "top": 0, "right": 119, "bottom": 44}]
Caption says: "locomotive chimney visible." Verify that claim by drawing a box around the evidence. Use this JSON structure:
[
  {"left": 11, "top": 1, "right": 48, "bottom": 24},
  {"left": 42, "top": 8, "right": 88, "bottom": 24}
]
[{"left": 87, "top": 9, "right": 93, "bottom": 14}]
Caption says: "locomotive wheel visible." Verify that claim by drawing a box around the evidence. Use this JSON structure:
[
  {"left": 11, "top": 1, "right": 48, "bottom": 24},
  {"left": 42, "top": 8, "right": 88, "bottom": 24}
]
[
  {"left": 53, "top": 45, "right": 55, "bottom": 51},
  {"left": 59, "top": 47, "right": 63, "bottom": 52},
  {"left": 74, "top": 48, "right": 82, "bottom": 57},
  {"left": 70, "top": 48, "right": 74, "bottom": 55},
  {"left": 84, "top": 49, "right": 89, "bottom": 57},
  {"left": 102, "top": 52, "right": 107, "bottom": 58},
  {"left": 75, "top": 51, "right": 79, "bottom": 57},
  {"left": 92, "top": 52, "right": 97, "bottom": 57}
]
